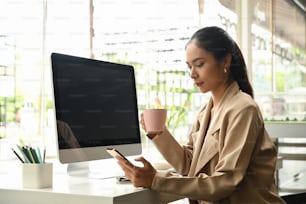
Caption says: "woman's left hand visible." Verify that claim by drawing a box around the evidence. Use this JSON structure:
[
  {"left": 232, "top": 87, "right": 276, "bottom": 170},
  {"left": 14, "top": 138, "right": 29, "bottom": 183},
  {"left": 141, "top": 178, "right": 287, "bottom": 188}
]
[{"left": 116, "top": 156, "right": 157, "bottom": 188}]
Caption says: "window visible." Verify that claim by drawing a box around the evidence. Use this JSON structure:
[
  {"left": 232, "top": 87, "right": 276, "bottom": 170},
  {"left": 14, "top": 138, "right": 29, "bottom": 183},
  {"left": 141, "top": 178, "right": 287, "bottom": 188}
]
[
  {"left": 92, "top": 0, "right": 199, "bottom": 142},
  {"left": 252, "top": 0, "right": 306, "bottom": 121},
  {"left": 0, "top": 0, "right": 45, "bottom": 151}
]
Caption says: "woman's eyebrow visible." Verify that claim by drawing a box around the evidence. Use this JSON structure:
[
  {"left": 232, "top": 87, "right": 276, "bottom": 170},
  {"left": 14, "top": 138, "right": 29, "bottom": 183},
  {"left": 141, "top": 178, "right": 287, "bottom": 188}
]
[{"left": 186, "top": 57, "right": 205, "bottom": 64}]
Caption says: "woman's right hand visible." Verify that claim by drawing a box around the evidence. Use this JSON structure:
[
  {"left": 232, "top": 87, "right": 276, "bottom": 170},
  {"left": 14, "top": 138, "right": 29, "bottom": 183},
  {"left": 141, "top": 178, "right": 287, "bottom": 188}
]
[
  {"left": 116, "top": 156, "right": 157, "bottom": 188},
  {"left": 140, "top": 112, "right": 163, "bottom": 139},
  {"left": 140, "top": 112, "right": 146, "bottom": 131}
]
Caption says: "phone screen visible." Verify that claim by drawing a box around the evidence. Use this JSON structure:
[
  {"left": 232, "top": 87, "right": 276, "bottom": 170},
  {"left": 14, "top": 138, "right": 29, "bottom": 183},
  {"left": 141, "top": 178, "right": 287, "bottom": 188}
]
[{"left": 106, "top": 148, "right": 132, "bottom": 164}]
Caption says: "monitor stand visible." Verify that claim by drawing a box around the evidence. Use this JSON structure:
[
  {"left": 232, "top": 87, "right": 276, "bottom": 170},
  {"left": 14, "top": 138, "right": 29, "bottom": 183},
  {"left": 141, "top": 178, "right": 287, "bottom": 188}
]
[
  {"left": 67, "top": 162, "right": 90, "bottom": 177},
  {"left": 66, "top": 160, "right": 125, "bottom": 179}
]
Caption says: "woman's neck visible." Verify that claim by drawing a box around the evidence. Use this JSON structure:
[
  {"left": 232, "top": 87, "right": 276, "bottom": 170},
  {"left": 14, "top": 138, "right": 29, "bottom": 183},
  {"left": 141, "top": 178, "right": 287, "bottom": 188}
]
[
  {"left": 211, "top": 87, "right": 227, "bottom": 109},
  {"left": 211, "top": 80, "right": 233, "bottom": 112}
]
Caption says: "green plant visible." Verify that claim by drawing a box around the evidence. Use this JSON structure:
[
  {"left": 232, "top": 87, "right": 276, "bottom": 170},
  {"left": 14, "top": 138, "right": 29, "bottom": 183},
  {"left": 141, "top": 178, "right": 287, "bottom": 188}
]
[{"left": 166, "top": 105, "right": 187, "bottom": 134}]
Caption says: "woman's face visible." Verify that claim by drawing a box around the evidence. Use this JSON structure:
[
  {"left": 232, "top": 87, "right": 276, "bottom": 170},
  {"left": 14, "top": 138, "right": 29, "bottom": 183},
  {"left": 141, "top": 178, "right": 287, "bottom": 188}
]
[{"left": 185, "top": 41, "right": 228, "bottom": 94}]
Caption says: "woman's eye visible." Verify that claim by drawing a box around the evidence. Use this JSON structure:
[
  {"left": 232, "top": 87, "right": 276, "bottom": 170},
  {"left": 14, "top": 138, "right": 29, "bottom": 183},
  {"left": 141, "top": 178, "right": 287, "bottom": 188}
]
[{"left": 195, "top": 63, "right": 204, "bottom": 68}]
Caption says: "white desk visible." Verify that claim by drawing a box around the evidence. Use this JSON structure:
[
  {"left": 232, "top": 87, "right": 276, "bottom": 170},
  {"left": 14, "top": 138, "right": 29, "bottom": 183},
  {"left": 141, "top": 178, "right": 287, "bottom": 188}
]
[{"left": 0, "top": 162, "right": 181, "bottom": 204}]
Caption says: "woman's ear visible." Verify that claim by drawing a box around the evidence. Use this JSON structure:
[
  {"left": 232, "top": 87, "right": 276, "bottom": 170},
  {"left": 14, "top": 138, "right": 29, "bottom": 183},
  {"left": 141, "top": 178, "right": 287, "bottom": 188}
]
[{"left": 223, "top": 54, "right": 232, "bottom": 71}]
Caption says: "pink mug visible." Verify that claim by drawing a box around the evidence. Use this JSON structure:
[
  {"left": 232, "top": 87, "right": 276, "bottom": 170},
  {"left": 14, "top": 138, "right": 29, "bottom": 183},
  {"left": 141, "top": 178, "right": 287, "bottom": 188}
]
[{"left": 143, "top": 109, "right": 167, "bottom": 133}]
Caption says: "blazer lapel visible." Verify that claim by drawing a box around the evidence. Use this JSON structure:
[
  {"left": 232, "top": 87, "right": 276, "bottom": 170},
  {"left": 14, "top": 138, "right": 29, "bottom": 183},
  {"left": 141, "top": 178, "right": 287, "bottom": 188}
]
[
  {"left": 194, "top": 102, "right": 222, "bottom": 174},
  {"left": 188, "top": 99, "right": 213, "bottom": 176},
  {"left": 193, "top": 82, "right": 240, "bottom": 175},
  {"left": 194, "top": 126, "right": 219, "bottom": 174}
]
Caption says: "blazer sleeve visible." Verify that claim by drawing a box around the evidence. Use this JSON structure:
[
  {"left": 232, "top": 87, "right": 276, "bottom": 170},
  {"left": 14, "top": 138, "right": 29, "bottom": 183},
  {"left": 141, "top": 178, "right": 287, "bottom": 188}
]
[
  {"left": 151, "top": 106, "right": 205, "bottom": 175},
  {"left": 151, "top": 105, "right": 264, "bottom": 202},
  {"left": 151, "top": 124, "right": 197, "bottom": 175}
]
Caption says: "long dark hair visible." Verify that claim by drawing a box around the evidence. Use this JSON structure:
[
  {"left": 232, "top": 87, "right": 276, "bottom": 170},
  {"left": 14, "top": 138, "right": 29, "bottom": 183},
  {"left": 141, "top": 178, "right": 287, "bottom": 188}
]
[{"left": 187, "top": 26, "right": 254, "bottom": 98}]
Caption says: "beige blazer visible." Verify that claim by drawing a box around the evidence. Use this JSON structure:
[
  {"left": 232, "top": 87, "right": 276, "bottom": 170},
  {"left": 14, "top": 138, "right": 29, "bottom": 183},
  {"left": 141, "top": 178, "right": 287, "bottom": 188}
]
[{"left": 151, "top": 82, "right": 285, "bottom": 204}]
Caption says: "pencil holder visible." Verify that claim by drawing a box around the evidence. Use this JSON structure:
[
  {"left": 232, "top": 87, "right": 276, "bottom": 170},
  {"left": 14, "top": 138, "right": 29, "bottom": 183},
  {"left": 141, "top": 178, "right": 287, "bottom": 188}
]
[{"left": 22, "top": 163, "right": 53, "bottom": 188}]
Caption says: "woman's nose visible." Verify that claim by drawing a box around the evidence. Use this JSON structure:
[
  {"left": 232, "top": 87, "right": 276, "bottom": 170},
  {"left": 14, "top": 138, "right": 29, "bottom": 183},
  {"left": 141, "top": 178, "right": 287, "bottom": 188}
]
[{"left": 189, "top": 67, "right": 196, "bottom": 79}]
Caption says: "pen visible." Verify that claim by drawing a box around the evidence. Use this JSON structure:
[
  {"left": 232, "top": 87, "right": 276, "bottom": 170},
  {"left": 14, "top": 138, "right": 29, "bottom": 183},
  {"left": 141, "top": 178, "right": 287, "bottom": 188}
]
[
  {"left": 16, "top": 145, "right": 31, "bottom": 163},
  {"left": 30, "top": 147, "right": 39, "bottom": 163},
  {"left": 43, "top": 147, "right": 46, "bottom": 163},
  {"left": 11, "top": 148, "right": 24, "bottom": 163},
  {"left": 21, "top": 146, "right": 32, "bottom": 163},
  {"left": 36, "top": 146, "right": 43, "bottom": 163},
  {"left": 15, "top": 144, "right": 46, "bottom": 164},
  {"left": 25, "top": 146, "right": 35, "bottom": 163}
]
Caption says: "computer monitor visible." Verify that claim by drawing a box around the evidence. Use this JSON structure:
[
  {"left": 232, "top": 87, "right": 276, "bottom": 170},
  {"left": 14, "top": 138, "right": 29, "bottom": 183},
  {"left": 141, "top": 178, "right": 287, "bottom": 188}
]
[{"left": 51, "top": 53, "right": 142, "bottom": 176}]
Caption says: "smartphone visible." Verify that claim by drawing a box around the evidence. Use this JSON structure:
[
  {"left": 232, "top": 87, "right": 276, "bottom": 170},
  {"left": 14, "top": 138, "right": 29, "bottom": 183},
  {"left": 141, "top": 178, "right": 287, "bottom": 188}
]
[{"left": 106, "top": 148, "right": 132, "bottom": 164}]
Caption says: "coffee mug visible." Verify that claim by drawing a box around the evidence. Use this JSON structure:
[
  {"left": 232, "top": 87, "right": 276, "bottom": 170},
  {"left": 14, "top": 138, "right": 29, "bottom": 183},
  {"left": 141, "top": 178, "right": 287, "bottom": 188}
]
[{"left": 143, "top": 108, "right": 167, "bottom": 134}]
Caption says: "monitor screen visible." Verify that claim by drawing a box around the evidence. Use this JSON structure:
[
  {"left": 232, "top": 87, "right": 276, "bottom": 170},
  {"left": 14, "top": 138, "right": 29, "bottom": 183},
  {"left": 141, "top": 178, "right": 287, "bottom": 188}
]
[{"left": 51, "top": 53, "right": 142, "bottom": 164}]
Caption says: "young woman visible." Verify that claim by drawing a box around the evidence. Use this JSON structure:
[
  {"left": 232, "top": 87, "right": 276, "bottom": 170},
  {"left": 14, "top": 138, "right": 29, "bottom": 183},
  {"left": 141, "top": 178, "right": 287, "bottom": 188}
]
[{"left": 117, "top": 26, "right": 285, "bottom": 204}]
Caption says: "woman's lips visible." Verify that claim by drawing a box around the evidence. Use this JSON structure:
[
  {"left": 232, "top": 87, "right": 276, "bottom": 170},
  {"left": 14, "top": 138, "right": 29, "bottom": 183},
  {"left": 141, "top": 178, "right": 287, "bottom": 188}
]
[{"left": 195, "top": 82, "right": 204, "bottom": 87}]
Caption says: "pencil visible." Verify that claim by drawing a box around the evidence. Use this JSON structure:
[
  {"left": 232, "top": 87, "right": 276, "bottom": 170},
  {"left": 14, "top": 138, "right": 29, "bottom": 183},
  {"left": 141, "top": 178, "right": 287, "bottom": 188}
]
[{"left": 11, "top": 148, "right": 24, "bottom": 163}]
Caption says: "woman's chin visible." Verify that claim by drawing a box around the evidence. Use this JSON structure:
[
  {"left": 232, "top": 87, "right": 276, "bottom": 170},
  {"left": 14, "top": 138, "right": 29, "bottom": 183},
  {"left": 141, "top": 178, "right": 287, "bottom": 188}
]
[{"left": 198, "top": 87, "right": 209, "bottom": 93}]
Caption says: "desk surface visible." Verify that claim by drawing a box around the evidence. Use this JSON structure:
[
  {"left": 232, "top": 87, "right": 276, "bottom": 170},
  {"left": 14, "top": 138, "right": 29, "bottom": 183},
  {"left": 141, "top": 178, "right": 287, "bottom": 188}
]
[{"left": 0, "top": 161, "right": 181, "bottom": 204}]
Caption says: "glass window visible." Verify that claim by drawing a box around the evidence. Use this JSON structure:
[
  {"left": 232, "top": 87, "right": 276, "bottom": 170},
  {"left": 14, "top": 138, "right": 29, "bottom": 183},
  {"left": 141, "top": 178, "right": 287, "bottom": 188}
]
[
  {"left": 251, "top": 0, "right": 306, "bottom": 121},
  {"left": 0, "top": 0, "right": 44, "bottom": 149},
  {"left": 92, "top": 0, "right": 199, "bottom": 142}
]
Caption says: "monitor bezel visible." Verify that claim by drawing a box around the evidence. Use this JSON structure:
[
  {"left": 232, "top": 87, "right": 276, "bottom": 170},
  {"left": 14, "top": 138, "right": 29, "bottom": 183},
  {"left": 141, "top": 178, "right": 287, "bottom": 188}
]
[{"left": 50, "top": 52, "right": 142, "bottom": 164}]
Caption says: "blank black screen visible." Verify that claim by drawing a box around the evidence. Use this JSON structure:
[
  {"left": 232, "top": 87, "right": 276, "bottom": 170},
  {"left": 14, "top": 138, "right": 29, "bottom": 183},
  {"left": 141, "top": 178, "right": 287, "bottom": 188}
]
[{"left": 51, "top": 53, "right": 141, "bottom": 149}]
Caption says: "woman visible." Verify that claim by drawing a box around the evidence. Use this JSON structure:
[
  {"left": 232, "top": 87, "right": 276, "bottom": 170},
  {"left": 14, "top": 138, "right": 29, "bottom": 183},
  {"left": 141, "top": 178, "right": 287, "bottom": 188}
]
[{"left": 117, "top": 26, "right": 285, "bottom": 204}]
